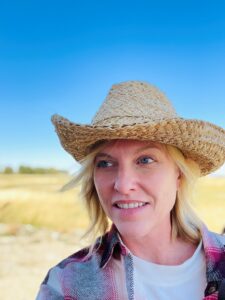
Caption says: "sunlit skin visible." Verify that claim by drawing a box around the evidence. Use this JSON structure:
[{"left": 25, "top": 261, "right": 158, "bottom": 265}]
[{"left": 93, "top": 140, "right": 197, "bottom": 264}]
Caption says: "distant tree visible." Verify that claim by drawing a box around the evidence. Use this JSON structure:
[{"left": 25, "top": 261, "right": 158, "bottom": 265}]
[
  {"left": 18, "top": 165, "right": 66, "bottom": 174},
  {"left": 18, "top": 166, "right": 34, "bottom": 174},
  {"left": 3, "top": 166, "right": 14, "bottom": 174}
]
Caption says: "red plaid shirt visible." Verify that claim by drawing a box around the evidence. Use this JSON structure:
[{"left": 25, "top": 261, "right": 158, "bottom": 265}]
[{"left": 36, "top": 224, "right": 225, "bottom": 300}]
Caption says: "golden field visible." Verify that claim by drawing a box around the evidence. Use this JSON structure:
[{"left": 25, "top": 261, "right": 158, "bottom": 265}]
[
  {"left": 0, "top": 173, "right": 225, "bottom": 233},
  {"left": 0, "top": 173, "right": 89, "bottom": 233},
  {"left": 0, "top": 174, "right": 225, "bottom": 300}
]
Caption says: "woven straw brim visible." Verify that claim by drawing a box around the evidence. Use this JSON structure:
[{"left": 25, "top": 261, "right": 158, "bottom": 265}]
[{"left": 51, "top": 114, "right": 225, "bottom": 176}]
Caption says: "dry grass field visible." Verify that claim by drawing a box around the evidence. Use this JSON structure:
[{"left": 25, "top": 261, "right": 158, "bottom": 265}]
[
  {"left": 0, "top": 174, "right": 89, "bottom": 232},
  {"left": 0, "top": 173, "right": 225, "bottom": 300}
]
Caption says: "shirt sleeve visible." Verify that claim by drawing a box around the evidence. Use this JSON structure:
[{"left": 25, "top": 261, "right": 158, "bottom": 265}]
[
  {"left": 36, "top": 284, "right": 64, "bottom": 300},
  {"left": 36, "top": 267, "right": 64, "bottom": 300}
]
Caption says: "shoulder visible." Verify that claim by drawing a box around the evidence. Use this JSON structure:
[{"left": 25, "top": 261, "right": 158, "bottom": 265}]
[
  {"left": 40, "top": 227, "right": 120, "bottom": 286},
  {"left": 36, "top": 228, "right": 123, "bottom": 299},
  {"left": 44, "top": 239, "right": 103, "bottom": 282},
  {"left": 210, "top": 231, "right": 225, "bottom": 244},
  {"left": 201, "top": 225, "right": 225, "bottom": 276},
  {"left": 202, "top": 226, "right": 225, "bottom": 249},
  {"left": 37, "top": 241, "right": 103, "bottom": 299},
  {"left": 37, "top": 227, "right": 126, "bottom": 300}
]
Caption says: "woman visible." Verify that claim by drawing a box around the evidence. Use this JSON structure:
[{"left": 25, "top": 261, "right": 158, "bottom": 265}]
[{"left": 36, "top": 81, "right": 225, "bottom": 300}]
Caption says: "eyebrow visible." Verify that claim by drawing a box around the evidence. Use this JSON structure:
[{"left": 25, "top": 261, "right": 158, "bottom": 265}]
[{"left": 95, "top": 153, "right": 113, "bottom": 159}]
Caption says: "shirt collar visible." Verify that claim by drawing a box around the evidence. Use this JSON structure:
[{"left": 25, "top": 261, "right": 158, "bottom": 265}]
[
  {"left": 97, "top": 223, "right": 225, "bottom": 279},
  {"left": 98, "top": 224, "right": 129, "bottom": 268},
  {"left": 201, "top": 224, "right": 225, "bottom": 282}
]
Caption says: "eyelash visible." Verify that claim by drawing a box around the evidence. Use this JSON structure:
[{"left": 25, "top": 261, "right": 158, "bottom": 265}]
[
  {"left": 137, "top": 156, "right": 154, "bottom": 165},
  {"left": 95, "top": 160, "right": 113, "bottom": 168},
  {"left": 95, "top": 156, "right": 154, "bottom": 169}
]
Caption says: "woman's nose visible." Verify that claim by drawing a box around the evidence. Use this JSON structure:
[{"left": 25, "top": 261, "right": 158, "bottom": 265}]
[{"left": 114, "top": 167, "right": 136, "bottom": 194}]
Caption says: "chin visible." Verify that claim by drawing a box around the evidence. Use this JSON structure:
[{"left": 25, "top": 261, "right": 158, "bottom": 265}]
[{"left": 115, "top": 221, "right": 152, "bottom": 240}]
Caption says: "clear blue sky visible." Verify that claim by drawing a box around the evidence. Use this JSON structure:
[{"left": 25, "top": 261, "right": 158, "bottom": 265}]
[{"left": 1, "top": 0, "right": 225, "bottom": 175}]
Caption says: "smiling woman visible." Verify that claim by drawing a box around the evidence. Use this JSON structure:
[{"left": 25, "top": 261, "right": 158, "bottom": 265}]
[
  {"left": 36, "top": 81, "right": 225, "bottom": 300},
  {"left": 94, "top": 141, "right": 182, "bottom": 246}
]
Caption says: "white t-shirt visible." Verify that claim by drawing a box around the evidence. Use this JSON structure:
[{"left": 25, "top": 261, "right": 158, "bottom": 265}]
[{"left": 132, "top": 241, "right": 207, "bottom": 300}]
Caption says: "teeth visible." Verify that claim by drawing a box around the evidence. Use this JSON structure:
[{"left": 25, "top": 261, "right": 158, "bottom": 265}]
[{"left": 116, "top": 202, "right": 146, "bottom": 209}]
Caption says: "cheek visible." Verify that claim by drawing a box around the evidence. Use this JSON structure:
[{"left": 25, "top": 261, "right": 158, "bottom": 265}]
[
  {"left": 149, "top": 171, "right": 178, "bottom": 205},
  {"left": 161, "top": 175, "right": 178, "bottom": 208},
  {"left": 94, "top": 173, "right": 112, "bottom": 205},
  {"left": 142, "top": 171, "right": 165, "bottom": 190},
  {"left": 94, "top": 169, "right": 115, "bottom": 190}
]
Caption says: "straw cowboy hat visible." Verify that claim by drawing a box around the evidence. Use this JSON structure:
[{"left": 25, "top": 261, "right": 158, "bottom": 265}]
[{"left": 51, "top": 81, "right": 225, "bottom": 176}]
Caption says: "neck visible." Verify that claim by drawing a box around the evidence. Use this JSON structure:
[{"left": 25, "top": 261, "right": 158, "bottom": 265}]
[{"left": 120, "top": 224, "right": 197, "bottom": 265}]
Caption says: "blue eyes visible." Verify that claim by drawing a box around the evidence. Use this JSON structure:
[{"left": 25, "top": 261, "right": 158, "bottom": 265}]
[
  {"left": 137, "top": 157, "right": 154, "bottom": 164},
  {"left": 95, "top": 156, "right": 154, "bottom": 168},
  {"left": 96, "top": 160, "right": 113, "bottom": 168}
]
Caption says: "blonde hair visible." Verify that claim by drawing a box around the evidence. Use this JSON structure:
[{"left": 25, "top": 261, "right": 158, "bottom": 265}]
[
  {"left": 165, "top": 145, "right": 202, "bottom": 243},
  {"left": 63, "top": 141, "right": 203, "bottom": 244},
  {"left": 61, "top": 143, "right": 110, "bottom": 241}
]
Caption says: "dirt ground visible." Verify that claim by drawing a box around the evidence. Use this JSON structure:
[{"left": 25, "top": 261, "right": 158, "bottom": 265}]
[{"left": 0, "top": 224, "right": 87, "bottom": 300}]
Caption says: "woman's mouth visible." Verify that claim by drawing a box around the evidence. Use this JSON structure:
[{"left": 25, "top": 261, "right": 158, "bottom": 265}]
[{"left": 114, "top": 202, "right": 149, "bottom": 209}]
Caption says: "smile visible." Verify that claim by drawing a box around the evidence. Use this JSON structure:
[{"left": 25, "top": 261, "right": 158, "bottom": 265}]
[{"left": 115, "top": 202, "right": 148, "bottom": 209}]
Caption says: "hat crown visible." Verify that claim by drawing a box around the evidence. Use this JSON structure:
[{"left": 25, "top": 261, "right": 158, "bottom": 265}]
[{"left": 92, "top": 81, "right": 178, "bottom": 127}]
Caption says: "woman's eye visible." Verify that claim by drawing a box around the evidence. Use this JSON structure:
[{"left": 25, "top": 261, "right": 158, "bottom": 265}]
[
  {"left": 137, "top": 156, "right": 154, "bottom": 165},
  {"left": 96, "top": 160, "right": 113, "bottom": 168}
]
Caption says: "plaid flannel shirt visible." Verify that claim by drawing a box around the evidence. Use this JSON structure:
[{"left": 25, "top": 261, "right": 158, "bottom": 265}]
[{"left": 36, "top": 224, "right": 225, "bottom": 300}]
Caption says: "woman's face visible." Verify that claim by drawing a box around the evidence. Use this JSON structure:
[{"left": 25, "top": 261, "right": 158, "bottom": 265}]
[{"left": 93, "top": 140, "right": 181, "bottom": 239}]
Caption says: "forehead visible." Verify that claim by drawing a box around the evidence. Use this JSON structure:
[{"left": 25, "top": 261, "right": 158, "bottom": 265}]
[{"left": 99, "top": 139, "right": 166, "bottom": 154}]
